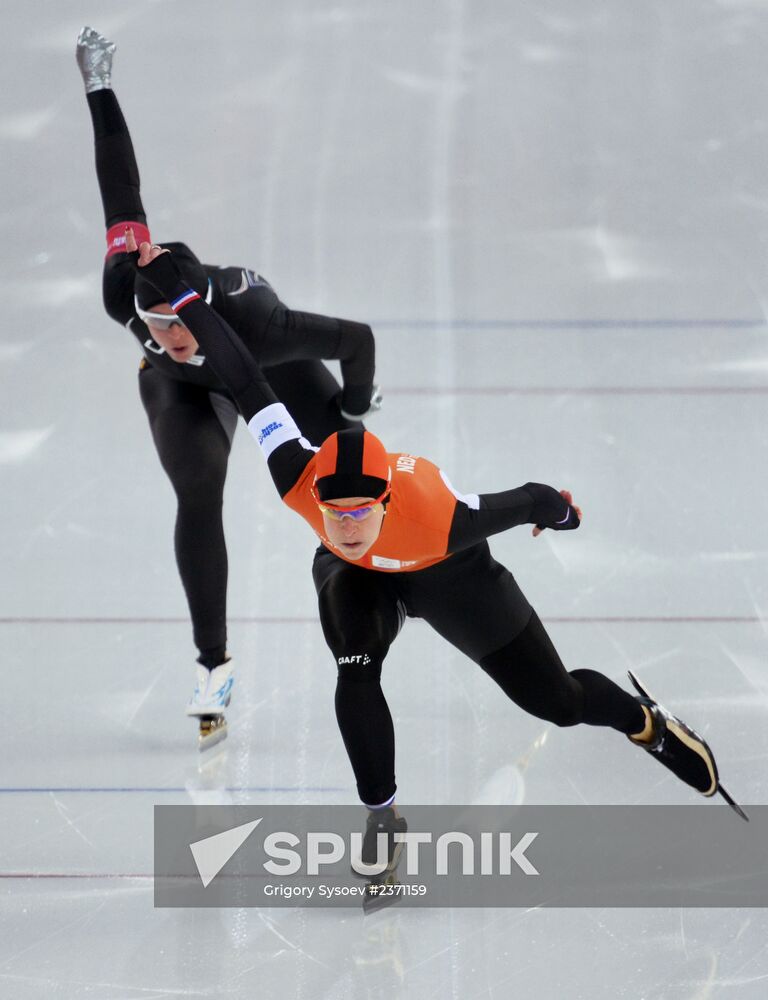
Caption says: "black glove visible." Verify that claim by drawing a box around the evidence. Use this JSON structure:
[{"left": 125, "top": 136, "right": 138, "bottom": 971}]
[
  {"left": 524, "top": 482, "right": 580, "bottom": 532},
  {"left": 127, "top": 246, "right": 188, "bottom": 302},
  {"left": 340, "top": 384, "right": 383, "bottom": 421}
]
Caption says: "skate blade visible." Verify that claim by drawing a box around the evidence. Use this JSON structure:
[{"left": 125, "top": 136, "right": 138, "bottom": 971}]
[
  {"left": 627, "top": 669, "right": 652, "bottom": 701},
  {"left": 362, "top": 875, "right": 401, "bottom": 916},
  {"left": 717, "top": 783, "right": 749, "bottom": 822},
  {"left": 186, "top": 694, "right": 232, "bottom": 719},
  {"left": 628, "top": 671, "right": 749, "bottom": 821},
  {"left": 198, "top": 715, "right": 228, "bottom": 752}
]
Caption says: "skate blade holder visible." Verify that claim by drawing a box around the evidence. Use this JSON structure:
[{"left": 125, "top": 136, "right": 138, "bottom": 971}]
[
  {"left": 362, "top": 873, "right": 401, "bottom": 916},
  {"left": 198, "top": 714, "right": 228, "bottom": 752},
  {"left": 628, "top": 670, "right": 749, "bottom": 822}
]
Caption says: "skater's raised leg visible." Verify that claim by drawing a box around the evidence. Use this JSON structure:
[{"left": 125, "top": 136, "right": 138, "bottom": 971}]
[{"left": 479, "top": 611, "right": 647, "bottom": 733}]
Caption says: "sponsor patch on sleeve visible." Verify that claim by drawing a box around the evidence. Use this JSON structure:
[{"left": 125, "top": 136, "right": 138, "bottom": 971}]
[{"left": 247, "top": 403, "right": 303, "bottom": 459}]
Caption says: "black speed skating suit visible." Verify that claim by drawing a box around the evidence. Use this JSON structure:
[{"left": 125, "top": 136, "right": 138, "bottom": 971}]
[{"left": 86, "top": 87, "right": 377, "bottom": 665}]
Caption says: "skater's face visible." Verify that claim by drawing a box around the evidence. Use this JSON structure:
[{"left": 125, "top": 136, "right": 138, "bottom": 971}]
[
  {"left": 142, "top": 303, "right": 200, "bottom": 363},
  {"left": 321, "top": 496, "right": 386, "bottom": 560}
]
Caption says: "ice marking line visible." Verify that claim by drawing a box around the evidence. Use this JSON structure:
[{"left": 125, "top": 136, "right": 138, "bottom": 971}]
[
  {"left": 0, "top": 873, "right": 152, "bottom": 879},
  {"left": 370, "top": 318, "right": 767, "bottom": 329},
  {"left": 0, "top": 615, "right": 761, "bottom": 625},
  {"left": 0, "top": 786, "right": 346, "bottom": 794},
  {"left": 383, "top": 386, "right": 768, "bottom": 396},
  {"left": 0, "top": 616, "right": 319, "bottom": 624}
]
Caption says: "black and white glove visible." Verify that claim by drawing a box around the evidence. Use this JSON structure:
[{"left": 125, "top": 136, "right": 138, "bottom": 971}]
[{"left": 524, "top": 482, "right": 581, "bottom": 532}]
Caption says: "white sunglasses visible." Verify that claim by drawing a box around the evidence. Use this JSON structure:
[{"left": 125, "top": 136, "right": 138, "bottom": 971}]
[{"left": 134, "top": 279, "right": 213, "bottom": 329}]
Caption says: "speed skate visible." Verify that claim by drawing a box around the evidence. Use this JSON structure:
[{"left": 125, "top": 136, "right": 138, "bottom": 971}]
[
  {"left": 186, "top": 661, "right": 234, "bottom": 751},
  {"left": 628, "top": 670, "right": 748, "bottom": 822}
]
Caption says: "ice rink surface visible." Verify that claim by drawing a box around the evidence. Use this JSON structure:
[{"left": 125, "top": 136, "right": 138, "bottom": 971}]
[{"left": 3, "top": 1, "right": 768, "bottom": 996}]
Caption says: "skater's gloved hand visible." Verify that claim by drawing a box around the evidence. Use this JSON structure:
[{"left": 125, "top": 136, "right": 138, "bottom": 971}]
[
  {"left": 76, "top": 26, "right": 116, "bottom": 93},
  {"left": 125, "top": 228, "right": 186, "bottom": 300},
  {"left": 340, "top": 385, "right": 383, "bottom": 421},
  {"left": 526, "top": 485, "right": 582, "bottom": 537},
  {"left": 125, "top": 226, "right": 169, "bottom": 266}
]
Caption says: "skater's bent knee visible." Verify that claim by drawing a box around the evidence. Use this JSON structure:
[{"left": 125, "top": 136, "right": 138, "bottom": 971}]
[
  {"left": 480, "top": 644, "right": 584, "bottom": 727},
  {"left": 544, "top": 692, "right": 583, "bottom": 728}
]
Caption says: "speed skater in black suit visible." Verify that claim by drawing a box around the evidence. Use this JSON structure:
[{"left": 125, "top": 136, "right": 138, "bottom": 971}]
[{"left": 76, "top": 27, "right": 382, "bottom": 748}]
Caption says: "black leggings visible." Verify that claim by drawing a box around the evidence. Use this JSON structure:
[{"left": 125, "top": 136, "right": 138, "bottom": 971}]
[
  {"left": 313, "top": 545, "right": 646, "bottom": 805},
  {"left": 139, "top": 369, "right": 232, "bottom": 662},
  {"left": 140, "top": 360, "right": 355, "bottom": 664}
]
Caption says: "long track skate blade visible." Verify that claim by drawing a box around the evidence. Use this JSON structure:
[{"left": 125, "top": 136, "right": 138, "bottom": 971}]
[
  {"left": 717, "top": 784, "right": 749, "bottom": 822},
  {"left": 627, "top": 669, "right": 653, "bottom": 700},
  {"left": 362, "top": 876, "right": 401, "bottom": 916},
  {"left": 198, "top": 715, "right": 228, "bottom": 752}
]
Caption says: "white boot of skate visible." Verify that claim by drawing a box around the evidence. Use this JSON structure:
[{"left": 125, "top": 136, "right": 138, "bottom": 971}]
[{"left": 186, "top": 660, "right": 234, "bottom": 751}]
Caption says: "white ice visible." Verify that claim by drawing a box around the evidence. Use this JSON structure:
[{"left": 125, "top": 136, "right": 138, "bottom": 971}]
[{"left": 2, "top": 1, "right": 768, "bottom": 998}]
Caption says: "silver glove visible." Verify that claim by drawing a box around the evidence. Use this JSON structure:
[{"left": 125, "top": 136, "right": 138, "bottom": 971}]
[
  {"left": 341, "top": 385, "right": 383, "bottom": 421},
  {"left": 76, "top": 26, "right": 116, "bottom": 93}
]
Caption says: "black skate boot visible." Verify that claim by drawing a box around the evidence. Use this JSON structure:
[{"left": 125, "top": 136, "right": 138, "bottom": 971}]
[
  {"left": 628, "top": 697, "right": 718, "bottom": 795},
  {"left": 627, "top": 670, "right": 748, "bottom": 820},
  {"left": 352, "top": 807, "right": 408, "bottom": 878}
]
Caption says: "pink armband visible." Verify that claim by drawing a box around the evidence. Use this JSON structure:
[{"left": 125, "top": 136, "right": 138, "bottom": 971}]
[{"left": 105, "top": 221, "right": 151, "bottom": 259}]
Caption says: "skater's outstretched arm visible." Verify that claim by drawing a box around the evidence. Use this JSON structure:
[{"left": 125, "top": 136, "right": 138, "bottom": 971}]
[
  {"left": 77, "top": 27, "right": 151, "bottom": 325},
  {"left": 126, "top": 233, "right": 313, "bottom": 495},
  {"left": 78, "top": 27, "right": 379, "bottom": 420},
  {"left": 446, "top": 483, "right": 581, "bottom": 553},
  {"left": 256, "top": 307, "right": 378, "bottom": 419}
]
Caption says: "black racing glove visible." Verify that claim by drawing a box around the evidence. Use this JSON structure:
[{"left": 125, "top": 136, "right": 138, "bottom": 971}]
[
  {"left": 524, "top": 482, "right": 580, "bottom": 531},
  {"left": 127, "top": 246, "right": 188, "bottom": 303},
  {"left": 339, "top": 384, "right": 383, "bottom": 421}
]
